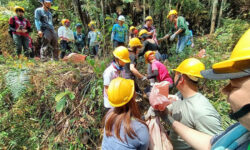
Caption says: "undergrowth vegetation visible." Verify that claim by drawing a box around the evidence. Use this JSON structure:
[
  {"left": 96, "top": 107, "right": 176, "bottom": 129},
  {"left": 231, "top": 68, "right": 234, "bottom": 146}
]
[{"left": 0, "top": 4, "right": 249, "bottom": 149}]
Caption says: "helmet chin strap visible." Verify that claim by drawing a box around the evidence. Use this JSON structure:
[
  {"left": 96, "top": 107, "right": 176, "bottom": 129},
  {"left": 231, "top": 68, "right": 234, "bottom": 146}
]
[
  {"left": 113, "top": 61, "right": 123, "bottom": 71},
  {"left": 229, "top": 104, "right": 250, "bottom": 121}
]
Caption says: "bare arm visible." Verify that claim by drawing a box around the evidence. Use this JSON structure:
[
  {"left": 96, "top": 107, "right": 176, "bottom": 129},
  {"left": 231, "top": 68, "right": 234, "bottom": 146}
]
[
  {"left": 130, "top": 64, "right": 144, "bottom": 79},
  {"left": 172, "top": 121, "right": 212, "bottom": 150},
  {"left": 174, "top": 29, "right": 183, "bottom": 36},
  {"left": 104, "top": 86, "right": 108, "bottom": 95}
]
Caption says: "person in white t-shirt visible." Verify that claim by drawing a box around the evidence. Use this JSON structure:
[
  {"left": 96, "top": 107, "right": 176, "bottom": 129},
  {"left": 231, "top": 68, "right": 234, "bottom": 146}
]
[
  {"left": 58, "top": 19, "right": 74, "bottom": 58},
  {"left": 103, "top": 46, "right": 130, "bottom": 108}
]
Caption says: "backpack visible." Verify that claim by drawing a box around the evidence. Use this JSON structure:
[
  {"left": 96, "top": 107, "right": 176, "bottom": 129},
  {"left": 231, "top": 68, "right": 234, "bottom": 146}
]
[{"left": 8, "top": 16, "right": 15, "bottom": 39}]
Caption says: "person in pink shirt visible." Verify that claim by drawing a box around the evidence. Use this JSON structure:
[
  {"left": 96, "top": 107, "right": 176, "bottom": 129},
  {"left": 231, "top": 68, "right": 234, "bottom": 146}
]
[{"left": 145, "top": 51, "right": 173, "bottom": 87}]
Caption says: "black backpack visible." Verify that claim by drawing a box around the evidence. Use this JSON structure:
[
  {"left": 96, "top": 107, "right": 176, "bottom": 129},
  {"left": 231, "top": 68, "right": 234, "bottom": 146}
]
[{"left": 8, "top": 16, "right": 16, "bottom": 39}]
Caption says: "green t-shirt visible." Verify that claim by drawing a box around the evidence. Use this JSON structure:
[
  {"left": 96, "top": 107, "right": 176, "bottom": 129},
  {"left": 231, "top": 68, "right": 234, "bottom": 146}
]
[
  {"left": 167, "top": 92, "right": 224, "bottom": 150},
  {"left": 168, "top": 16, "right": 190, "bottom": 37}
]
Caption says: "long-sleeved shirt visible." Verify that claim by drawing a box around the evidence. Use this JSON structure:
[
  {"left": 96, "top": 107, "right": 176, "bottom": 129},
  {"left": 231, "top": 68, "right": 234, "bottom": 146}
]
[
  {"left": 9, "top": 16, "right": 32, "bottom": 37},
  {"left": 168, "top": 16, "right": 190, "bottom": 37},
  {"left": 58, "top": 26, "right": 74, "bottom": 41},
  {"left": 34, "top": 7, "right": 53, "bottom": 31}
]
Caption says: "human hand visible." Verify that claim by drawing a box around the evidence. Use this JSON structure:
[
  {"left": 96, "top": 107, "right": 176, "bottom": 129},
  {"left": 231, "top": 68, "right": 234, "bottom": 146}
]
[
  {"left": 144, "top": 106, "right": 156, "bottom": 120},
  {"left": 38, "top": 31, "right": 43, "bottom": 37},
  {"left": 191, "top": 43, "right": 195, "bottom": 48},
  {"left": 16, "top": 28, "right": 22, "bottom": 33},
  {"left": 141, "top": 76, "right": 147, "bottom": 81},
  {"left": 22, "top": 29, "right": 27, "bottom": 33},
  {"left": 170, "top": 33, "right": 176, "bottom": 41}
]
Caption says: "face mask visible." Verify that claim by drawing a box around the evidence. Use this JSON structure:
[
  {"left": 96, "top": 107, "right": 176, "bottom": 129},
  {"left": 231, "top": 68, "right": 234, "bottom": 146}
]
[
  {"left": 113, "top": 61, "right": 123, "bottom": 71},
  {"left": 229, "top": 104, "right": 250, "bottom": 121}
]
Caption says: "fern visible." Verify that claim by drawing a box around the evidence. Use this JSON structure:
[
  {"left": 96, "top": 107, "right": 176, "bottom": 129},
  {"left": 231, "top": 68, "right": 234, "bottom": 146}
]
[{"left": 5, "top": 69, "right": 30, "bottom": 99}]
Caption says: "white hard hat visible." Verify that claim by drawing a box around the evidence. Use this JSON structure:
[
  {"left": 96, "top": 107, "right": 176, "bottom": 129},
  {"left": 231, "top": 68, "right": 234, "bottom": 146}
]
[{"left": 118, "top": 15, "right": 125, "bottom": 22}]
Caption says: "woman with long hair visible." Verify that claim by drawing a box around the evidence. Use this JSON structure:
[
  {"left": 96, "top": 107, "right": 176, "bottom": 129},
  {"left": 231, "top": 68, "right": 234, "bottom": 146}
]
[{"left": 102, "top": 77, "right": 149, "bottom": 150}]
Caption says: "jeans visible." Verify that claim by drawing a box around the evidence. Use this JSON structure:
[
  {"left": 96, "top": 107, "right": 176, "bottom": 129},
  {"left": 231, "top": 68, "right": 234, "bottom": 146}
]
[
  {"left": 40, "top": 29, "right": 59, "bottom": 61},
  {"left": 13, "top": 34, "right": 29, "bottom": 57},
  {"left": 176, "top": 35, "right": 189, "bottom": 54},
  {"left": 60, "top": 40, "right": 72, "bottom": 59},
  {"left": 90, "top": 45, "right": 99, "bottom": 56},
  {"left": 113, "top": 40, "right": 125, "bottom": 48}
]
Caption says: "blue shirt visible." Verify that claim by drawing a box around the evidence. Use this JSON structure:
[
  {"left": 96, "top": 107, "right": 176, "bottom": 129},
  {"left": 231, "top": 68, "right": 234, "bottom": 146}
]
[
  {"left": 112, "top": 24, "right": 127, "bottom": 42},
  {"left": 74, "top": 32, "right": 85, "bottom": 47},
  {"left": 102, "top": 119, "right": 149, "bottom": 150},
  {"left": 34, "top": 7, "right": 53, "bottom": 31}
]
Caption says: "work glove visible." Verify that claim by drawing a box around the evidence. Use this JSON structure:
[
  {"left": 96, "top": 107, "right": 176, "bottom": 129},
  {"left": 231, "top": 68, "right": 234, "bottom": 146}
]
[
  {"left": 141, "top": 76, "right": 147, "bottom": 81},
  {"left": 155, "top": 108, "right": 175, "bottom": 126},
  {"left": 191, "top": 43, "right": 195, "bottom": 48},
  {"left": 170, "top": 33, "right": 176, "bottom": 41},
  {"left": 144, "top": 106, "right": 156, "bottom": 120}
]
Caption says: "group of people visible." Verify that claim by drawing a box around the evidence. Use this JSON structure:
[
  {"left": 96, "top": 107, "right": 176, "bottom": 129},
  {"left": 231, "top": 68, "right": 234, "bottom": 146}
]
[
  {"left": 9, "top": 0, "right": 102, "bottom": 61},
  {"left": 101, "top": 15, "right": 250, "bottom": 150}
]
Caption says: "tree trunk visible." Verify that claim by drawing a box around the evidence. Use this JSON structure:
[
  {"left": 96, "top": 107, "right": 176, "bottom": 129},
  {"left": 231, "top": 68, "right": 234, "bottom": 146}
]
[
  {"left": 217, "top": 0, "right": 226, "bottom": 28},
  {"left": 101, "top": 0, "right": 107, "bottom": 56},
  {"left": 143, "top": 0, "right": 146, "bottom": 21},
  {"left": 210, "top": 0, "right": 218, "bottom": 34}
]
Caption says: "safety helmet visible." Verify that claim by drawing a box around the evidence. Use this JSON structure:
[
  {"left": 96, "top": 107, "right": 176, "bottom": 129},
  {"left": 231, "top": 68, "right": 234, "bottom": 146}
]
[
  {"left": 139, "top": 29, "right": 149, "bottom": 37},
  {"left": 118, "top": 15, "right": 125, "bottom": 22},
  {"left": 173, "top": 58, "right": 205, "bottom": 79},
  {"left": 14, "top": 6, "right": 25, "bottom": 12},
  {"left": 145, "top": 16, "right": 153, "bottom": 21},
  {"left": 130, "top": 26, "right": 136, "bottom": 31},
  {"left": 201, "top": 29, "right": 250, "bottom": 80},
  {"left": 108, "top": 77, "right": 135, "bottom": 107},
  {"left": 76, "top": 23, "right": 82, "bottom": 28},
  {"left": 61, "top": 19, "right": 70, "bottom": 25},
  {"left": 88, "top": 21, "right": 96, "bottom": 28},
  {"left": 129, "top": 38, "right": 143, "bottom": 48},
  {"left": 113, "top": 46, "right": 131, "bottom": 63},
  {"left": 167, "top": 10, "right": 178, "bottom": 18},
  {"left": 144, "top": 51, "right": 156, "bottom": 64}
]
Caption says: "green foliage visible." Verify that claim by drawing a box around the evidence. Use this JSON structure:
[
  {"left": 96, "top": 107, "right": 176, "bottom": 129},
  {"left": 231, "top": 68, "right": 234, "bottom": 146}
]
[
  {"left": 55, "top": 90, "right": 75, "bottom": 112},
  {"left": 5, "top": 68, "right": 30, "bottom": 100}
]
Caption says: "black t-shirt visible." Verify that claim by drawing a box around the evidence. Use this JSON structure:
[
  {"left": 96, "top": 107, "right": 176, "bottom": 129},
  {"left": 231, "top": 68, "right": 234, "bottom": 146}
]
[
  {"left": 139, "top": 40, "right": 159, "bottom": 57},
  {"left": 124, "top": 53, "right": 137, "bottom": 79}
]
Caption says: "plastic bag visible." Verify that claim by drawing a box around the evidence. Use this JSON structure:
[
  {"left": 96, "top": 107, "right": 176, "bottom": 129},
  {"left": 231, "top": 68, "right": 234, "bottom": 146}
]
[
  {"left": 149, "top": 81, "right": 171, "bottom": 111},
  {"left": 146, "top": 117, "right": 173, "bottom": 150},
  {"left": 63, "top": 53, "right": 87, "bottom": 64}
]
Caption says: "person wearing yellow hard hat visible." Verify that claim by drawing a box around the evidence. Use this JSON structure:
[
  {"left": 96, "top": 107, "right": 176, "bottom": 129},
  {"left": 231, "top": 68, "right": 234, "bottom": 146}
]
[
  {"left": 111, "top": 15, "right": 128, "bottom": 48},
  {"left": 58, "top": 19, "right": 75, "bottom": 59},
  {"left": 86, "top": 21, "right": 101, "bottom": 58},
  {"left": 160, "top": 9, "right": 191, "bottom": 54},
  {"left": 103, "top": 46, "right": 130, "bottom": 108},
  {"left": 35, "top": 0, "right": 59, "bottom": 61},
  {"left": 154, "top": 29, "right": 250, "bottom": 150},
  {"left": 129, "top": 26, "right": 138, "bottom": 40},
  {"left": 124, "top": 38, "right": 146, "bottom": 92},
  {"left": 142, "top": 16, "right": 158, "bottom": 45},
  {"left": 9, "top": 6, "right": 32, "bottom": 58},
  {"left": 102, "top": 77, "right": 149, "bottom": 149}
]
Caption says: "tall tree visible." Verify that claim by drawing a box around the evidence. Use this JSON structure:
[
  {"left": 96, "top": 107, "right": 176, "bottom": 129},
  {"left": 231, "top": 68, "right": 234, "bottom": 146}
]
[{"left": 210, "top": 0, "right": 218, "bottom": 34}]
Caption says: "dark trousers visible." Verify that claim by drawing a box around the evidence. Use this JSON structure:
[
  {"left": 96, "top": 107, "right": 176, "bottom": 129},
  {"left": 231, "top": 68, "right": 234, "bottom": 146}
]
[
  {"left": 13, "top": 34, "right": 29, "bottom": 57},
  {"left": 113, "top": 40, "right": 125, "bottom": 48},
  {"left": 41, "top": 29, "right": 59, "bottom": 61},
  {"left": 60, "top": 40, "right": 72, "bottom": 59},
  {"left": 90, "top": 45, "right": 99, "bottom": 56}
]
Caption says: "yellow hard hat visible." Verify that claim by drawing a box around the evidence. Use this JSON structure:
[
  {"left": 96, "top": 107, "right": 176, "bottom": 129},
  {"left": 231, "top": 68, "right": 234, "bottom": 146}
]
[
  {"left": 173, "top": 58, "right": 205, "bottom": 78},
  {"left": 145, "top": 16, "right": 153, "bottom": 21},
  {"left": 144, "top": 51, "right": 156, "bottom": 64},
  {"left": 167, "top": 10, "right": 178, "bottom": 18},
  {"left": 201, "top": 29, "right": 250, "bottom": 80},
  {"left": 61, "top": 19, "right": 69, "bottom": 25},
  {"left": 14, "top": 6, "right": 25, "bottom": 12},
  {"left": 130, "top": 26, "right": 136, "bottom": 31},
  {"left": 88, "top": 21, "right": 96, "bottom": 28},
  {"left": 129, "top": 38, "right": 142, "bottom": 48},
  {"left": 108, "top": 77, "right": 135, "bottom": 107},
  {"left": 139, "top": 29, "right": 149, "bottom": 37},
  {"left": 113, "top": 46, "right": 131, "bottom": 63}
]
